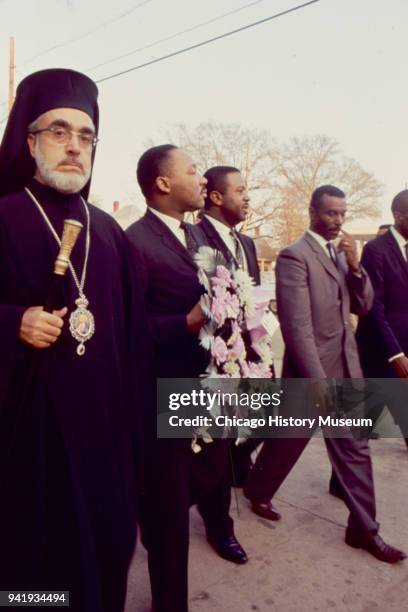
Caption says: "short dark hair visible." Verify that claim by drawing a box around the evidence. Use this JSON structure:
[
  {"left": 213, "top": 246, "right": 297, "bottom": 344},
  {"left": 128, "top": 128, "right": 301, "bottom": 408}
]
[
  {"left": 378, "top": 223, "right": 392, "bottom": 230},
  {"left": 137, "top": 144, "right": 178, "bottom": 199},
  {"left": 203, "top": 165, "right": 240, "bottom": 209},
  {"left": 310, "top": 185, "right": 346, "bottom": 210},
  {"left": 391, "top": 190, "right": 408, "bottom": 214}
]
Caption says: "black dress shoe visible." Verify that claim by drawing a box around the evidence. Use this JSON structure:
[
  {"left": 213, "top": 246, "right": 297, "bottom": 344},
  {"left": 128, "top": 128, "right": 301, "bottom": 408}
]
[
  {"left": 250, "top": 500, "right": 281, "bottom": 521},
  {"left": 208, "top": 535, "right": 248, "bottom": 564},
  {"left": 345, "top": 529, "right": 407, "bottom": 563}
]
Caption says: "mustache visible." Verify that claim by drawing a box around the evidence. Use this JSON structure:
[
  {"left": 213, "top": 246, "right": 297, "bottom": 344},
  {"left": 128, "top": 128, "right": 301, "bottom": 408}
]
[{"left": 57, "top": 159, "right": 84, "bottom": 172}]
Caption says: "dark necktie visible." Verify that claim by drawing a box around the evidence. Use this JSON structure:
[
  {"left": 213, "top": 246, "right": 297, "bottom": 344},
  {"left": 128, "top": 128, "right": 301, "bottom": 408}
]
[
  {"left": 180, "top": 221, "right": 198, "bottom": 257},
  {"left": 326, "top": 242, "right": 339, "bottom": 268},
  {"left": 230, "top": 229, "right": 244, "bottom": 269}
]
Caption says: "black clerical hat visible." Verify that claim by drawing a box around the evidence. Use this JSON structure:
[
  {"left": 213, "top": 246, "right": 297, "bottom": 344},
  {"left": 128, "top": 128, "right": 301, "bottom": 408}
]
[{"left": 0, "top": 68, "right": 99, "bottom": 199}]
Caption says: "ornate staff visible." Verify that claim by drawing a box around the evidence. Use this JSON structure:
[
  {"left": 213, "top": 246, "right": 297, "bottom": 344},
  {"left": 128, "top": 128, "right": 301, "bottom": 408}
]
[{"left": 43, "top": 219, "right": 83, "bottom": 312}]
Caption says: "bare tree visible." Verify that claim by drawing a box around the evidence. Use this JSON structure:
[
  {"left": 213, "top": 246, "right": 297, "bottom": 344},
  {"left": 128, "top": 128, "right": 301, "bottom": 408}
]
[
  {"left": 161, "top": 121, "right": 278, "bottom": 227},
  {"left": 270, "top": 135, "right": 383, "bottom": 246},
  {"left": 153, "top": 124, "right": 383, "bottom": 248}
]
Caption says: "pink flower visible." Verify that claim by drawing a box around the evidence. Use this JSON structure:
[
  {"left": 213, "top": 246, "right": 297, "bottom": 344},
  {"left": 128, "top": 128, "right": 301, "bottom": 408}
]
[
  {"left": 211, "top": 336, "right": 229, "bottom": 365},
  {"left": 224, "top": 292, "right": 240, "bottom": 319},
  {"left": 216, "top": 265, "right": 232, "bottom": 283},
  {"left": 246, "top": 361, "right": 272, "bottom": 378},
  {"left": 228, "top": 333, "right": 246, "bottom": 363},
  {"left": 213, "top": 284, "right": 228, "bottom": 300},
  {"left": 211, "top": 297, "right": 227, "bottom": 325},
  {"left": 211, "top": 289, "right": 240, "bottom": 324}
]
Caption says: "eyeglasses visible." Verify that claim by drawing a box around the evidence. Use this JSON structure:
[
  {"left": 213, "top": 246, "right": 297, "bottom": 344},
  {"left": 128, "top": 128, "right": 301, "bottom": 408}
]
[{"left": 29, "top": 126, "right": 99, "bottom": 149}]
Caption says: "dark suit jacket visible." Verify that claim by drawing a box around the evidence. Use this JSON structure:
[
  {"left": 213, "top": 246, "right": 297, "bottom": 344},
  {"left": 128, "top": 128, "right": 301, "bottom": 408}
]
[
  {"left": 276, "top": 232, "right": 373, "bottom": 378},
  {"left": 356, "top": 230, "right": 408, "bottom": 377},
  {"left": 126, "top": 209, "right": 207, "bottom": 378},
  {"left": 197, "top": 214, "right": 261, "bottom": 285}
]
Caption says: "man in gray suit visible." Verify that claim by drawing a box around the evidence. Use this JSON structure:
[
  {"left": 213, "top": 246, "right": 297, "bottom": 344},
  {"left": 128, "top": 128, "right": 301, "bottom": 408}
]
[{"left": 244, "top": 185, "right": 406, "bottom": 563}]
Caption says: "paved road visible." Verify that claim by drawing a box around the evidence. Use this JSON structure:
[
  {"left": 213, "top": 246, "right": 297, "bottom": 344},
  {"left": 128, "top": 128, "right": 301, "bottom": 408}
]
[{"left": 125, "top": 436, "right": 408, "bottom": 612}]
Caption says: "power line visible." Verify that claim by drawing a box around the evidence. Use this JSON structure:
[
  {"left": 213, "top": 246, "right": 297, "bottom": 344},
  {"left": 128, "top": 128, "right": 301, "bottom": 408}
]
[
  {"left": 87, "top": 0, "right": 271, "bottom": 73},
  {"left": 19, "top": 0, "right": 153, "bottom": 67},
  {"left": 96, "top": 0, "right": 321, "bottom": 85}
]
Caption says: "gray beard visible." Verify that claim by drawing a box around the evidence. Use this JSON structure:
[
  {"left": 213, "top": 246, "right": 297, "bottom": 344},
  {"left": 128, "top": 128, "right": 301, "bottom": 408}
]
[{"left": 34, "top": 144, "right": 91, "bottom": 194}]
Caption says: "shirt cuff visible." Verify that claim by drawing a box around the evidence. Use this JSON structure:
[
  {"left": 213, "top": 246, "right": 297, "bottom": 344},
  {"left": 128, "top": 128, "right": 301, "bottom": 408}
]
[
  {"left": 351, "top": 267, "right": 363, "bottom": 278},
  {"left": 389, "top": 352, "right": 405, "bottom": 363}
]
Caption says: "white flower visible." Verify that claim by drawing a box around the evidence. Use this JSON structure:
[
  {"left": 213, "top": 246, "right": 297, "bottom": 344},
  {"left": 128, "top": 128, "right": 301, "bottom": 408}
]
[
  {"left": 199, "top": 329, "right": 214, "bottom": 351},
  {"left": 252, "top": 336, "right": 274, "bottom": 366},
  {"left": 233, "top": 269, "right": 256, "bottom": 315},
  {"left": 197, "top": 268, "right": 211, "bottom": 294},
  {"left": 199, "top": 292, "right": 212, "bottom": 319},
  {"left": 194, "top": 246, "right": 228, "bottom": 276},
  {"left": 223, "top": 361, "right": 241, "bottom": 377}
]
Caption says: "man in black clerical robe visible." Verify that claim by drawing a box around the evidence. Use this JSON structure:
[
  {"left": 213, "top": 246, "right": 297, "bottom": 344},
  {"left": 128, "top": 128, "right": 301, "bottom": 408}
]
[{"left": 0, "top": 69, "right": 148, "bottom": 612}]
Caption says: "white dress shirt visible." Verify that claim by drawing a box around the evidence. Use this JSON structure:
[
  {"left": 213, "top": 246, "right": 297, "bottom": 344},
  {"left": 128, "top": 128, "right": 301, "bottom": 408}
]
[
  {"left": 149, "top": 207, "right": 187, "bottom": 248},
  {"left": 205, "top": 215, "right": 248, "bottom": 271},
  {"left": 306, "top": 229, "right": 362, "bottom": 276},
  {"left": 306, "top": 229, "right": 334, "bottom": 258}
]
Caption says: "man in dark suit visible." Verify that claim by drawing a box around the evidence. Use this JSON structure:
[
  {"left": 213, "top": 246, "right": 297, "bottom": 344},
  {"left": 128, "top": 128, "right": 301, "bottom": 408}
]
[
  {"left": 126, "top": 146, "right": 247, "bottom": 612},
  {"left": 197, "top": 165, "right": 271, "bottom": 493},
  {"left": 356, "top": 191, "right": 408, "bottom": 447},
  {"left": 198, "top": 166, "right": 260, "bottom": 283},
  {"left": 243, "top": 185, "right": 406, "bottom": 563}
]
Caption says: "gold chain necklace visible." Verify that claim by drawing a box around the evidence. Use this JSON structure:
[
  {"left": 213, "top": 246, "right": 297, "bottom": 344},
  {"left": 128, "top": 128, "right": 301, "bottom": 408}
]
[{"left": 25, "top": 187, "right": 95, "bottom": 356}]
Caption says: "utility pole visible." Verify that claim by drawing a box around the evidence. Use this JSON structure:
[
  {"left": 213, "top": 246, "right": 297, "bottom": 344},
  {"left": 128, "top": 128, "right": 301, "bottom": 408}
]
[
  {"left": 8, "top": 36, "right": 15, "bottom": 113},
  {"left": 241, "top": 141, "right": 251, "bottom": 232}
]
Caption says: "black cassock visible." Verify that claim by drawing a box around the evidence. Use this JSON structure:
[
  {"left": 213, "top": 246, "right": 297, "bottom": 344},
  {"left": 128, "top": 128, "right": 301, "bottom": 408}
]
[{"left": 0, "top": 179, "right": 146, "bottom": 612}]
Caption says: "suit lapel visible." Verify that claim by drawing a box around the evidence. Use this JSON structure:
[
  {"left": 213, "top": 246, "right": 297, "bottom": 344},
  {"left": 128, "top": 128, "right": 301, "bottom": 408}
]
[
  {"left": 303, "top": 232, "right": 342, "bottom": 286},
  {"left": 237, "top": 234, "right": 256, "bottom": 278},
  {"left": 384, "top": 230, "right": 408, "bottom": 284},
  {"left": 199, "top": 215, "right": 235, "bottom": 266},
  {"left": 144, "top": 209, "right": 198, "bottom": 270}
]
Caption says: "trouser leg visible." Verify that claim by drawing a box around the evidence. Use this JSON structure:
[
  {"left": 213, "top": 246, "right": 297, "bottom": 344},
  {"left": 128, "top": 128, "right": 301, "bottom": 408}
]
[
  {"left": 140, "top": 439, "right": 192, "bottom": 612},
  {"left": 324, "top": 434, "right": 378, "bottom": 535},
  {"left": 243, "top": 438, "right": 310, "bottom": 502},
  {"left": 193, "top": 440, "right": 234, "bottom": 540}
]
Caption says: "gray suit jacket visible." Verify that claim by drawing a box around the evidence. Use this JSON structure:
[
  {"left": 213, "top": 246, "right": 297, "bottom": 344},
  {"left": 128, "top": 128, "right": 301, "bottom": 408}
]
[{"left": 276, "top": 232, "right": 373, "bottom": 378}]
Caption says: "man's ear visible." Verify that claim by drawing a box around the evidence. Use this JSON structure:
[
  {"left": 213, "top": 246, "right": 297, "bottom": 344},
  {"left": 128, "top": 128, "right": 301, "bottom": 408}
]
[
  {"left": 309, "top": 206, "right": 316, "bottom": 224},
  {"left": 27, "top": 133, "right": 36, "bottom": 159},
  {"left": 209, "top": 190, "right": 223, "bottom": 208},
  {"left": 156, "top": 176, "right": 171, "bottom": 194}
]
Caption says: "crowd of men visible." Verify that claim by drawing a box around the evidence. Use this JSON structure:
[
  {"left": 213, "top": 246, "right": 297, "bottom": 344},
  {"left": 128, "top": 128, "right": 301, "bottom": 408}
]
[{"left": 0, "top": 69, "right": 406, "bottom": 612}]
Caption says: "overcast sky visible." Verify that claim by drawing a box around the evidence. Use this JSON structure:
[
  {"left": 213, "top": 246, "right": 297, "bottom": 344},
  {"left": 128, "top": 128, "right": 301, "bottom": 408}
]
[{"left": 1, "top": 0, "right": 407, "bottom": 223}]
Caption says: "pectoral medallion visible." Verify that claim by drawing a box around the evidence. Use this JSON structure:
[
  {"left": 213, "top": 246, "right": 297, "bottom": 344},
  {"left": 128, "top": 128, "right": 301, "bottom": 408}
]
[{"left": 69, "top": 296, "right": 95, "bottom": 356}]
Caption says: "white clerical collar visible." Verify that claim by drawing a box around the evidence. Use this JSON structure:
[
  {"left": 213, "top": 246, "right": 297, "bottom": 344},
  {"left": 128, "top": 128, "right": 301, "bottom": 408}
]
[
  {"left": 149, "top": 206, "right": 183, "bottom": 235},
  {"left": 306, "top": 229, "right": 332, "bottom": 257},
  {"left": 204, "top": 214, "right": 234, "bottom": 240}
]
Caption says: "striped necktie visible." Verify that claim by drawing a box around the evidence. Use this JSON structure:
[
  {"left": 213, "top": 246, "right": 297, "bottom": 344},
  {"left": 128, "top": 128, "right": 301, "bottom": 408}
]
[
  {"left": 230, "top": 229, "right": 244, "bottom": 269},
  {"left": 180, "top": 221, "right": 198, "bottom": 257}
]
